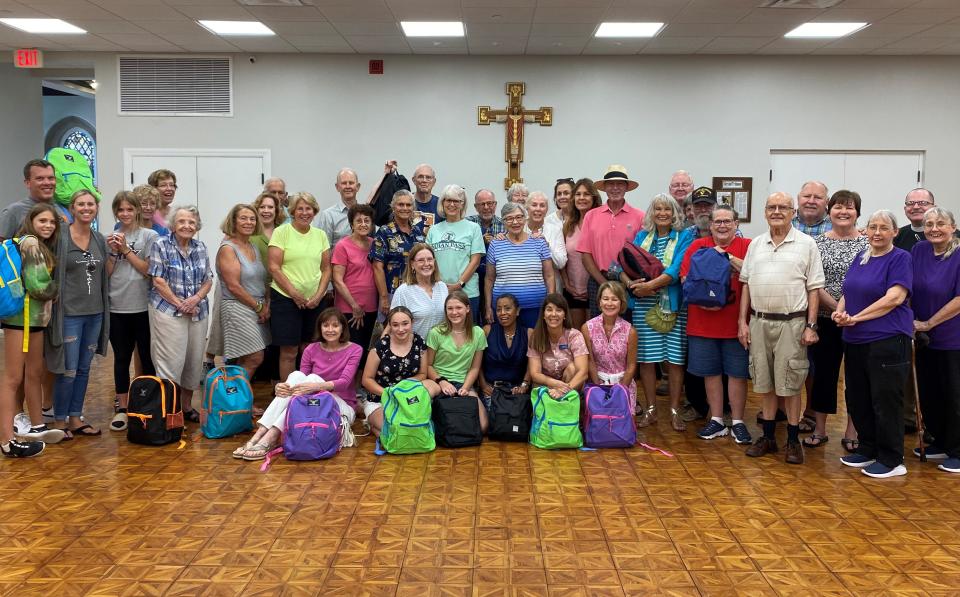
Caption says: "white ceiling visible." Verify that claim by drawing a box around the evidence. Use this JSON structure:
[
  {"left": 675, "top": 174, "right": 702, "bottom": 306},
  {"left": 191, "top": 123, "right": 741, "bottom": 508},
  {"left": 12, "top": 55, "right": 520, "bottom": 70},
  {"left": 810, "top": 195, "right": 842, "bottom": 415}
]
[{"left": 1, "top": 0, "right": 960, "bottom": 55}]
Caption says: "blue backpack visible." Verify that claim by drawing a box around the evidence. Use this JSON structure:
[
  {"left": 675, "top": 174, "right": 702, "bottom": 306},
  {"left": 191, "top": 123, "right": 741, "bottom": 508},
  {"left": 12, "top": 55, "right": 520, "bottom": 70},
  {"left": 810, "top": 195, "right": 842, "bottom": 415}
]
[
  {"left": 583, "top": 384, "right": 636, "bottom": 449},
  {"left": 683, "top": 247, "right": 734, "bottom": 309},
  {"left": 0, "top": 238, "right": 28, "bottom": 326},
  {"left": 283, "top": 392, "right": 342, "bottom": 460},
  {"left": 201, "top": 366, "right": 254, "bottom": 439}
]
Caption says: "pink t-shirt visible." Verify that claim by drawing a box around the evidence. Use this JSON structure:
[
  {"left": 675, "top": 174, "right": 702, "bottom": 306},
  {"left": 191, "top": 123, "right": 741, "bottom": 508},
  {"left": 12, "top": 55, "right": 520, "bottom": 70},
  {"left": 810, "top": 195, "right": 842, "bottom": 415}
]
[
  {"left": 332, "top": 237, "right": 378, "bottom": 313},
  {"left": 576, "top": 202, "right": 645, "bottom": 273},
  {"left": 564, "top": 225, "right": 588, "bottom": 300},
  {"left": 527, "top": 328, "right": 589, "bottom": 381},
  {"left": 300, "top": 341, "right": 363, "bottom": 407}
]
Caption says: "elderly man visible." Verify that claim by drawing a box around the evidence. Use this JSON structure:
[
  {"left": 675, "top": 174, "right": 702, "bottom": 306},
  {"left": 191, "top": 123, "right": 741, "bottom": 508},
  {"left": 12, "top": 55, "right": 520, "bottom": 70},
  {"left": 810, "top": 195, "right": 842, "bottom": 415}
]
[
  {"left": 263, "top": 177, "right": 288, "bottom": 208},
  {"left": 792, "top": 181, "right": 831, "bottom": 236},
  {"left": 467, "top": 189, "right": 504, "bottom": 323},
  {"left": 411, "top": 163, "right": 441, "bottom": 226},
  {"left": 0, "top": 159, "right": 57, "bottom": 240},
  {"left": 577, "top": 165, "right": 645, "bottom": 318},
  {"left": 315, "top": 168, "right": 360, "bottom": 246},
  {"left": 739, "top": 192, "right": 825, "bottom": 465},
  {"left": 669, "top": 170, "right": 695, "bottom": 226}
]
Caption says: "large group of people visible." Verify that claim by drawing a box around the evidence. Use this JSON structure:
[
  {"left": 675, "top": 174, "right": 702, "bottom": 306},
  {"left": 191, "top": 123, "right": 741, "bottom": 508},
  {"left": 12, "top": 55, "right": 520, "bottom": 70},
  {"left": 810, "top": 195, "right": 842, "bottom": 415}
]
[{"left": 1, "top": 157, "right": 957, "bottom": 481}]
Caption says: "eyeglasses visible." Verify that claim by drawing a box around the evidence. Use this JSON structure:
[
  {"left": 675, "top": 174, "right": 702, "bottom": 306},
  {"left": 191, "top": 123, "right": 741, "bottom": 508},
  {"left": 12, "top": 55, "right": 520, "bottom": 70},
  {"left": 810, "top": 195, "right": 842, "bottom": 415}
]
[
  {"left": 711, "top": 219, "right": 735, "bottom": 226},
  {"left": 414, "top": 175, "right": 435, "bottom": 181},
  {"left": 905, "top": 200, "right": 933, "bottom": 208},
  {"left": 503, "top": 215, "right": 525, "bottom": 223},
  {"left": 765, "top": 205, "right": 794, "bottom": 212},
  {"left": 669, "top": 182, "right": 692, "bottom": 189}
]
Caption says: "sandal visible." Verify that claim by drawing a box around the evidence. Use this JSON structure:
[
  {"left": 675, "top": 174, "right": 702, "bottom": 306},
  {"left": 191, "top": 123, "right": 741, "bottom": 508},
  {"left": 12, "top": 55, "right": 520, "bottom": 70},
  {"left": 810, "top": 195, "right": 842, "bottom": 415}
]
[
  {"left": 798, "top": 417, "right": 816, "bottom": 434},
  {"left": 841, "top": 438, "right": 859, "bottom": 453},
  {"left": 184, "top": 410, "right": 201, "bottom": 424},
  {"left": 110, "top": 412, "right": 128, "bottom": 432},
  {"left": 803, "top": 434, "right": 829, "bottom": 448},
  {"left": 69, "top": 424, "right": 101, "bottom": 437},
  {"left": 233, "top": 440, "right": 257, "bottom": 459},
  {"left": 670, "top": 408, "right": 686, "bottom": 432},
  {"left": 636, "top": 405, "right": 657, "bottom": 428},
  {"left": 241, "top": 442, "right": 275, "bottom": 461}
]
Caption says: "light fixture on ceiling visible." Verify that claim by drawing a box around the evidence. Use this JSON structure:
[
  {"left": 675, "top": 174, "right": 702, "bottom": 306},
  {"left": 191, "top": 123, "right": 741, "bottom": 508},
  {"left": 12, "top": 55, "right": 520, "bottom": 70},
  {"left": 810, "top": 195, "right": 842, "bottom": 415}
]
[
  {"left": 0, "top": 18, "right": 86, "bottom": 34},
  {"left": 595, "top": 22, "right": 665, "bottom": 38},
  {"left": 90, "top": 80, "right": 98, "bottom": 90},
  {"left": 400, "top": 21, "right": 464, "bottom": 37},
  {"left": 784, "top": 22, "right": 868, "bottom": 38},
  {"left": 198, "top": 20, "right": 275, "bottom": 36}
]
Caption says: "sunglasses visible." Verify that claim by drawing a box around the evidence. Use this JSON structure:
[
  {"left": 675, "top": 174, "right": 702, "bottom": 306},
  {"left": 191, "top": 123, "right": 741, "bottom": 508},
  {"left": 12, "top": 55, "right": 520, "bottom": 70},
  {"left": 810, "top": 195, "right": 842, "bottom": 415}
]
[{"left": 556, "top": 177, "right": 575, "bottom": 185}]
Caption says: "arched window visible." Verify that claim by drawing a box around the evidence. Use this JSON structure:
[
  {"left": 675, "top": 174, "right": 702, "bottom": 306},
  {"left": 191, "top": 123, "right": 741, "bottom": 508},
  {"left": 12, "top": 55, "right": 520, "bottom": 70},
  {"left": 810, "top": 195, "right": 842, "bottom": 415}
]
[{"left": 62, "top": 128, "right": 97, "bottom": 179}]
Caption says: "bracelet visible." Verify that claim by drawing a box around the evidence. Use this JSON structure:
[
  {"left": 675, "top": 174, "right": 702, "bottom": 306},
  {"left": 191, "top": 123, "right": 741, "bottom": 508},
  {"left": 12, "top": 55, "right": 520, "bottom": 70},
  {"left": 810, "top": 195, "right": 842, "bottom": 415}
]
[{"left": 255, "top": 300, "right": 264, "bottom": 313}]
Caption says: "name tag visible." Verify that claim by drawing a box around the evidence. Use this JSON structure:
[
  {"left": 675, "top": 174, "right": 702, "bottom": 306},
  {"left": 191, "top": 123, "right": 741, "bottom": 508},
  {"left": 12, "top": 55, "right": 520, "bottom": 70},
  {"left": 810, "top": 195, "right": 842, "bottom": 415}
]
[{"left": 559, "top": 344, "right": 569, "bottom": 350}]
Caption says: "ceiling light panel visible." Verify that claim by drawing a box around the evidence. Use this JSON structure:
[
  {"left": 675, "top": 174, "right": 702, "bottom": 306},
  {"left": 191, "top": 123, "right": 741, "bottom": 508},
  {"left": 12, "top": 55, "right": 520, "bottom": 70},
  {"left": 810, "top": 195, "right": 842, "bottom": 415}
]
[
  {"left": 784, "top": 22, "right": 868, "bottom": 38},
  {"left": 595, "top": 22, "right": 665, "bottom": 38},
  {"left": 0, "top": 18, "right": 86, "bottom": 34},
  {"left": 199, "top": 20, "right": 275, "bottom": 36},
  {"left": 400, "top": 21, "right": 465, "bottom": 37}
]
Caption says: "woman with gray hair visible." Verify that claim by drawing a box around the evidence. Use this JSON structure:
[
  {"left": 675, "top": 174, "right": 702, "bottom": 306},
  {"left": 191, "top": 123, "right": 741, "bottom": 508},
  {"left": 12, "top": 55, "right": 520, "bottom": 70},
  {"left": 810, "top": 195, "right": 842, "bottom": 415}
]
[
  {"left": 506, "top": 182, "right": 529, "bottom": 205},
  {"left": 624, "top": 194, "right": 695, "bottom": 431},
  {"left": 911, "top": 206, "right": 960, "bottom": 472},
  {"left": 426, "top": 184, "right": 486, "bottom": 321},
  {"left": 484, "top": 202, "right": 555, "bottom": 329},
  {"left": 833, "top": 210, "right": 914, "bottom": 478},
  {"left": 371, "top": 189, "right": 426, "bottom": 316},
  {"left": 147, "top": 205, "right": 214, "bottom": 423}
]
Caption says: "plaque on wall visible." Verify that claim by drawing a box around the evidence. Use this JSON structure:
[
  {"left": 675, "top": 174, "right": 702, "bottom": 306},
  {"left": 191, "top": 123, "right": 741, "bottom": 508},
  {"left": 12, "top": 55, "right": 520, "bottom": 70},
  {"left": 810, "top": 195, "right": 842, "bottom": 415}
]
[{"left": 712, "top": 176, "right": 753, "bottom": 223}]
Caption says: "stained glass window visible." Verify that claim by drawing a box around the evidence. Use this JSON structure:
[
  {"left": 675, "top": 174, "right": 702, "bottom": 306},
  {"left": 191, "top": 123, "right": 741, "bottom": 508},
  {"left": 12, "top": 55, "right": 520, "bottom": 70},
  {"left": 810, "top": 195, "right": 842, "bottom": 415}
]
[{"left": 62, "top": 128, "right": 96, "bottom": 178}]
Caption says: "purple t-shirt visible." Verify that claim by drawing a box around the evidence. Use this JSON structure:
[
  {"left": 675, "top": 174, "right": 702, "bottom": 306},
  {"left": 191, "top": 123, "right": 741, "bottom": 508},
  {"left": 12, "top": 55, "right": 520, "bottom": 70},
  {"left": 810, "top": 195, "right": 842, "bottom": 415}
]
[
  {"left": 841, "top": 248, "right": 914, "bottom": 345},
  {"left": 911, "top": 241, "right": 960, "bottom": 350}
]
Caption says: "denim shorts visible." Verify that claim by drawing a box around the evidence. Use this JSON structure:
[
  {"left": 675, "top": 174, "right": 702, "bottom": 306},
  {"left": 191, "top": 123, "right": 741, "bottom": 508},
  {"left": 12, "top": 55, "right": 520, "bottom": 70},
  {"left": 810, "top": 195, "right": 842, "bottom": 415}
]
[{"left": 687, "top": 336, "right": 749, "bottom": 379}]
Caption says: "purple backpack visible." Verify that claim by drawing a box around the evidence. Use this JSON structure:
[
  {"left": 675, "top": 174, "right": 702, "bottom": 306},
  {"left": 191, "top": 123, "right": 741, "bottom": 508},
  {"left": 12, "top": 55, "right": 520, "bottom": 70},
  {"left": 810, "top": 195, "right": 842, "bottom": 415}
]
[
  {"left": 583, "top": 384, "right": 636, "bottom": 449},
  {"left": 283, "top": 392, "right": 342, "bottom": 460}
]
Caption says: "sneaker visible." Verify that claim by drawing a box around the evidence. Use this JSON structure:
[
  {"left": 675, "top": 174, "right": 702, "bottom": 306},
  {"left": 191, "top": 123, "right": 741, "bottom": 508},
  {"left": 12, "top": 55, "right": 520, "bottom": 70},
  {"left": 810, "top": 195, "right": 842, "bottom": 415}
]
[
  {"left": 745, "top": 436, "right": 778, "bottom": 458},
  {"left": 340, "top": 415, "right": 356, "bottom": 448},
  {"left": 110, "top": 412, "right": 128, "bottom": 432},
  {"left": 913, "top": 445, "right": 948, "bottom": 460},
  {"left": 937, "top": 457, "right": 960, "bottom": 473},
  {"left": 13, "top": 412, "right": 31, "bottom": 435},
  {"left": 862, "top": 462, "right": 907, "bottom": 478},
  {"left": 697, "top": 419, "right": 728, "bottom": 440},
  {"left": 730, "top": 423, "right": 752, "bottom": 445},
  {"left": 840, "top": 453, "right": 876, "bottom": 468},
  {"left": 18, "top": 425, "right": 65, "bottom": 444},
  {"left": 1, "top": 439, "right": 45, "bottom": 458},
  {"left": 784, "top": 441, "right": 804, "bottom": 465},
  {"left": 41, "top": 407, "right": 54, "bottom": 423},
  {"left": 677, "top": 402, "right": 700, "bottom": 422}
]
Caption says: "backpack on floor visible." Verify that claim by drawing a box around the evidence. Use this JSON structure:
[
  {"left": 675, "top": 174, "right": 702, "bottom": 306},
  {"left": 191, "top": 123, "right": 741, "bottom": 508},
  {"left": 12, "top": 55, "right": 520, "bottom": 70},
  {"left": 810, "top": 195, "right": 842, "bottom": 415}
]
[
  {"left": 201, "top": 365, "right": 254, "bottom": 439},
  {"left": 282, "top": 392, "right": 342, "bottom": 460},
  {"left": 432, "top": 396, "right": 483, "bottom": 448},
  {"left": 127, "top": 376, "right": 184, "bottom": 446},
  {"left": 379, "top": 379, "right": 435, "bottom": 454},
  {"left": 529, "top": 386, "right": 583, "bottom": 450},
  {"left": 487, "top": 386, "right": 532, "bottom": 442},
  {"left": 683, "top": 246, "right": 734, "bottom": 309},
  {"left": 583, "top": 383, "right": 636, "bottom": 449},
  {"left": 44, "top": 147, "right": 101, "bottom": 207}
]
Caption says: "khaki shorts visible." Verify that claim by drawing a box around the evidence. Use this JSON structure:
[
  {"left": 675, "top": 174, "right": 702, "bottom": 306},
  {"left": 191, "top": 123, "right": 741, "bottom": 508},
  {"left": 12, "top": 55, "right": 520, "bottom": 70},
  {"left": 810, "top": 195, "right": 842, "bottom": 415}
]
[{"left": 748, "top": 317, "right": 809, "bottom": 397}]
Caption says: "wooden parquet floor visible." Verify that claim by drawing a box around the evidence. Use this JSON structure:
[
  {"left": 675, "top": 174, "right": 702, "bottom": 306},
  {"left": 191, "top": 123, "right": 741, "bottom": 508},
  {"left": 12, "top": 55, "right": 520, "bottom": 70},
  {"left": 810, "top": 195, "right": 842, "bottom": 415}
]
[{"left": 2, "top": 346, "right": 960, "bottom": 596}]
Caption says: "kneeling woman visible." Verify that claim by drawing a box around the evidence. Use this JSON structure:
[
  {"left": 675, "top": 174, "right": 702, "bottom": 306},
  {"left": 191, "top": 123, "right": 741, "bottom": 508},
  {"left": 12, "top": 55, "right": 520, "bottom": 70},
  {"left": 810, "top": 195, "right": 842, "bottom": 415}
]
[
  {"left": 360, "top": 306, "right": 433, "bottom": 437},
  {"left": 527, "top": 293, "right": 590, "bottom": 398},
  {"left": 235, "top": 308, "right": 362, "bottom": 460},
  {"left": 424, "top": 291, "right": 489, "bottom": 432},
  {"left": 478, "top": 293, "right": 531, "bottom": 402}
]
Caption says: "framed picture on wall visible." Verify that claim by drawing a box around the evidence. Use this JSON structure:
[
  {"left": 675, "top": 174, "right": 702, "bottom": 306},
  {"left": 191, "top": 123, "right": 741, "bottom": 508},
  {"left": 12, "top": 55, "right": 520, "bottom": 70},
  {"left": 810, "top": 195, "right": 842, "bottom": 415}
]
[{"left": 712, "top": 176, "right": 753, "bottom": 223}]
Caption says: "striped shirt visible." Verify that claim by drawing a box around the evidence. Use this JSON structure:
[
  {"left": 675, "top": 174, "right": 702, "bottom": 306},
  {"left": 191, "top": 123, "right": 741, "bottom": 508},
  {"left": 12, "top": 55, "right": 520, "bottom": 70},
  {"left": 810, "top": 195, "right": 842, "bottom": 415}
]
[
  {"left": 147, "top": 235, "right": 213, "bottom": 321},
  {"left": 487, "top": 237, "right": 551, "bottom": 310}
]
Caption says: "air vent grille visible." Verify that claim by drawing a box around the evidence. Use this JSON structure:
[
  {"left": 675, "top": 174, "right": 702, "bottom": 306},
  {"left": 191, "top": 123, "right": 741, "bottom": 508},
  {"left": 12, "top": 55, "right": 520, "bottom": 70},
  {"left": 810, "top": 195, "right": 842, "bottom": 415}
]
[{"left": 118, "top": 56, "right": 232, "bottom": 116}]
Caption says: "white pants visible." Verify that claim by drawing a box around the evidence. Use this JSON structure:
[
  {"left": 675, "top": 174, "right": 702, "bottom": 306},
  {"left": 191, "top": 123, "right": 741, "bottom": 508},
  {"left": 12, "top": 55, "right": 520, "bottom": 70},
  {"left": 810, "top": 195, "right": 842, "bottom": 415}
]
[
  {"left": 149, "top": 307, "right": 207, "bottom": 389},
  {"left": 258, "top": 371, "right": 356, "bottom": 432}
]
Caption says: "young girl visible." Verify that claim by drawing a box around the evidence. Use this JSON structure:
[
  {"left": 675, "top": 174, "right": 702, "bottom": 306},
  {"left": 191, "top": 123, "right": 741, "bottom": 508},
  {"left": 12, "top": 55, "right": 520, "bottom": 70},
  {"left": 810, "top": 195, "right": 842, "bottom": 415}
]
[
  {"left": 234, "top": 308, "right": 362, "bottom": 460},
  {"left": 528, "top": 293, "right": 590, "bottom": 399},
  {"left": 360, "top": 306, "right": 435, "bottom": 437},
  {"left": 1, "top": 204, "right": 65, "bottom": 457},
  {"left": 424, "top": 290, "right": 489, "bottom": 432}
]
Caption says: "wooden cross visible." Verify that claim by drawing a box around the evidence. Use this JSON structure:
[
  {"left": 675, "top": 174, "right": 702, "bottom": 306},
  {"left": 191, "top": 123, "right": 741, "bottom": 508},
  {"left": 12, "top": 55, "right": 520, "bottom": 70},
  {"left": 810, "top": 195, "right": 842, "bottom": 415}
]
[{"left": 478, "top": 82, "right": 553, "bottom": 190}]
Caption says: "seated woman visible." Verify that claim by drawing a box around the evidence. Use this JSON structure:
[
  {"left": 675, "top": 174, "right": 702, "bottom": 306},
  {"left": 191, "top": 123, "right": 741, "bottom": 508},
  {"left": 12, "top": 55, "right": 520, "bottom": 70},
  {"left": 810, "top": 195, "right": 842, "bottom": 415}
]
[
  {"left": 360, "top": 306, "right": 433, "bottom": 437},
  {"left": 527, "top": 293, "right": 590, "bottom": 399},
  {"left": 581, "top": 282, "right": 637, "bottom": 401},
  {"left": 478, "top": 293, "right": 531, "bottom": 402},
  {"left": 234, "top": 308, "right": 362, "bottom": 460},
  {"left": 424, "top": 290, "right": 489, "bottom": 432}
]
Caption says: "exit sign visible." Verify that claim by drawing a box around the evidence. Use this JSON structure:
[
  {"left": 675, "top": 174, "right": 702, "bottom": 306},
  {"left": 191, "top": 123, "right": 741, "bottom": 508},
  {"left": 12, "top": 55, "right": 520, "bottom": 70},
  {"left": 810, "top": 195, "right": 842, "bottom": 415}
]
[{"left": 14, "top": 48, "right": 43, "bottom": 68}]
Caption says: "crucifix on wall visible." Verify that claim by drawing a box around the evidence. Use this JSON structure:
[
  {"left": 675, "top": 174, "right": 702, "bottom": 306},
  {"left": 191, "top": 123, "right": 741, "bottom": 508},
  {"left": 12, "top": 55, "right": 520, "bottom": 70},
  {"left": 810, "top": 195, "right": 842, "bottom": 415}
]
[{"left": 477, "top": 82, "right": 553, "bottom": 190}]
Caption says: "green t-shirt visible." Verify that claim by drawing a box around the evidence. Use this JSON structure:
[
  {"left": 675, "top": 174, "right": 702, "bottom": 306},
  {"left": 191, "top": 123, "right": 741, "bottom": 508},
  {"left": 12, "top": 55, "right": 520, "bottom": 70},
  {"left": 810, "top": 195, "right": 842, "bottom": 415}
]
[
  {"left": 427, "top": 325, "right": 488, "bottom": 384},
  {"left": 268, "top": 223, "right": 330, "bottom": 298},
  {"left": 426, "top": 219, "right": 486, "bottom": 298}
]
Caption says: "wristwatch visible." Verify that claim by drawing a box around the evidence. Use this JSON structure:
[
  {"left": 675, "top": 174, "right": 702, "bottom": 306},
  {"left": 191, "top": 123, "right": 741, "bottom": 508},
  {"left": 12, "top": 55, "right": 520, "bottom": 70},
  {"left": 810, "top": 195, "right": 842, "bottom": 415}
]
[{"left": 805, "top": 321, "right": 818, "bottom": 331}]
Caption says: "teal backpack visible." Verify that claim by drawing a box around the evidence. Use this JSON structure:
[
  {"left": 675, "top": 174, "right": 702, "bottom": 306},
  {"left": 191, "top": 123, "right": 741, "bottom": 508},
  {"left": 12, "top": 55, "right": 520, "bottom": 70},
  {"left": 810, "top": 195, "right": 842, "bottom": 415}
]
[
  {"left": 379, "top": 379, "right": 435, "bottom": 454},
  {"left": 530, "top": 386, "right": 583, "bottom": 450},
  {"left": 44, "top": 147, "right": 101, "bottom": 208}
]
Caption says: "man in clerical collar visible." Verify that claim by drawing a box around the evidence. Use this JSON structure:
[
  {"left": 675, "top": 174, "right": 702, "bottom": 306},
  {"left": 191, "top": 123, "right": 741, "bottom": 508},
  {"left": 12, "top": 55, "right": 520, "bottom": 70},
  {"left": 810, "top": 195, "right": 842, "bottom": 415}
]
[
  {"left": 792, "top": 181, "right": 831, "bottom": 236},
  {"left": 894, "top": 187, "right": 937, "bottom": 251},
  {"left": 411, "top": 163, "right": 442, "bottom": 227}
]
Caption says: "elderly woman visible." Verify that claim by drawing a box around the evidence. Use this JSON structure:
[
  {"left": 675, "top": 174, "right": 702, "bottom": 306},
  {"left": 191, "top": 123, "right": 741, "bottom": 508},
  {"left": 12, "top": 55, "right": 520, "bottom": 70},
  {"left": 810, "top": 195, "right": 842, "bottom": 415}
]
[
  {"left": 562, "top": 178, "right": 602, "bottom": 330},
  {"left": 807, "top": 191, "right": 867, "bottom": 450},
  {"left": 484, "top": 202, "right": 554, "bottom": 329},
  {"left": 582, "top": 281, "right": 637, "bottom": 399},
  {"left": 546, "top": 177, "right": 574, "bottom": 229},
  {"left": 426, "top": 184, "right": 486, "bottom": 321},
  {"left": 912, "top": 207, "right": 960, "bottom": 473},
  {"left": 506, "top": 182, "right": 529, "bottom": 205},
  {"left": 371, "top": 189, "right": 426, "bottom": 316},
  {"left": 623, "top": 194, "right": 694, "bottom": 432},
  {"left": 527, "top": 191, "right": 567, "bottom": 275},
  {"left": 391, "top": 243, "right": 449, "bottom": 339},
  {"left": 251, "top": 191, "right": 285, "bottom": 265},
  {"left": 528, "top": 293, "right": 590, "bottom": 398},
  {"left": 268, "top": 192, "right": 331, "bottom": 380},
  {"left": 332, "top": 203, "right": 378, "bottom": 360},
  {"left": 834, "top": 210, "right": 914, "bottom": 478},
  {"left": 147, "top": 205, "right": 212, "bottom": 423}
]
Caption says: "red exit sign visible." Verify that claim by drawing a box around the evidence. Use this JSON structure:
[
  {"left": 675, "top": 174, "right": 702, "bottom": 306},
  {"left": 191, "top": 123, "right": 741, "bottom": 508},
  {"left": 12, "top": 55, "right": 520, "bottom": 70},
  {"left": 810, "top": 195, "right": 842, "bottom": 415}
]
[{"left": 14, "top": 48, "right": 43, "bottom": 68}]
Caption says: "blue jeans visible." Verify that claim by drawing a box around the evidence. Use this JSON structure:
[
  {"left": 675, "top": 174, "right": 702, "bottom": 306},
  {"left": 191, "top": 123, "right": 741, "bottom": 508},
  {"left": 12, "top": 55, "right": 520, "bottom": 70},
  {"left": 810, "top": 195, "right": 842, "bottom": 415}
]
[{"left": 54, "top": 313, "right": 103, "bottom": 421}]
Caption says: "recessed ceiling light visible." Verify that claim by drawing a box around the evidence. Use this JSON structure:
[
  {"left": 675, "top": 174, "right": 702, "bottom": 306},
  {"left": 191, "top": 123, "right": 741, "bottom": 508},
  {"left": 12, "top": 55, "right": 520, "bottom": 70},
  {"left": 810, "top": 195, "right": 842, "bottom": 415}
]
[
  {"left": 784, "top": 22, "right": 867, "bottom": 38},
  {"left": 198, "top": 20, "right": 274, "bottom": 36},
  {"left": 595, "top": 22, "right": 664, "bottom": 38},
  {"left": 0, "top": 18, "right": 85, "bottom": 34},
  {"left": 400, "top": 21, "right": 464, "bottom": 37}
]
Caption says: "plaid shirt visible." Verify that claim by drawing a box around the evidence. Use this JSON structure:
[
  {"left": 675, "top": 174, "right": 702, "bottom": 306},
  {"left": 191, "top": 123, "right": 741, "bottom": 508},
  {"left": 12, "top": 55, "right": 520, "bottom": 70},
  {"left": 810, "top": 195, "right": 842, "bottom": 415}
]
[
  {"left": 369, "top": 220, "right": 427, "bottom": 294},
  {"left": 467, "top": 214, "right": 506, "bottom": 238},
  {"left": 148, "top": 235, "right": 213, "bottom": 321},
  {"left": 792, "top": 215, "right": 832, "bottom": 237}
]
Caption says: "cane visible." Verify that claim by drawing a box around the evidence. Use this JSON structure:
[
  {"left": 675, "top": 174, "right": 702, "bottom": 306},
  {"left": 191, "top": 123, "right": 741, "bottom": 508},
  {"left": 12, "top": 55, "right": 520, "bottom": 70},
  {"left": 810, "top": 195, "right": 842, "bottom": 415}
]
[{"left": 912, "top": 336, "right": 927, "bottom": 463}]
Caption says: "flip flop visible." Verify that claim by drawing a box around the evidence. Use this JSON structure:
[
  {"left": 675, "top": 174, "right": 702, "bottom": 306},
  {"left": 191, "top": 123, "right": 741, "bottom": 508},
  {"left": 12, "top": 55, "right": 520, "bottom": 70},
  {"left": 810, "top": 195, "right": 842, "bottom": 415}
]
[
  {"left": 803, "top": 434, "right": 829, "bottom": 448},
  {"left": 69, "top": 424, "right": 101, "bottom": 437}
]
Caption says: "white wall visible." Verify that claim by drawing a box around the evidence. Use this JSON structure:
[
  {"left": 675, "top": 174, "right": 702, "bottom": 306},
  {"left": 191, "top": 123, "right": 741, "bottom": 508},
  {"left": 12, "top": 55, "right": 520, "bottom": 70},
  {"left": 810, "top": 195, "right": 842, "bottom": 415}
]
[
  {"left": 93, "top": 54, "right": 960, "bottom": 237},
  {"left": 43, "top": 94, "right": 96, "bottom": 136},
  {"left": 0, "top": 66, "right": 42, "bottom": 203}
]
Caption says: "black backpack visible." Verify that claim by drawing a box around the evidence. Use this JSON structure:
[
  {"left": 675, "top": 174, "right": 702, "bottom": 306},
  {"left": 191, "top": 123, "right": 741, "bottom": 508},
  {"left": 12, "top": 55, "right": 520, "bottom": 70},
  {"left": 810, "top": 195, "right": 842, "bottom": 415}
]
[
  {"left": 432, "top": 396, "right": 483, "bottom": 448},
  {"left": 127, "top": 376, "right": 184, "bottom": 446},
  {"left": 487, "top": 386, "right": 532, "bottom": 442},
  {"left": 370, "top": 170, "right": 411, "bottom": 227}
]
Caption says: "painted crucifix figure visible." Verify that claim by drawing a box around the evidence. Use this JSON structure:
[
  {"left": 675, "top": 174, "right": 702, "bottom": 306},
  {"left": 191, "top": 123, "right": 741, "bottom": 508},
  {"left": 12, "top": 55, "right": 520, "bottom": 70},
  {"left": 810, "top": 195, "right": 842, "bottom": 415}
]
[{"left": 478, "top": 82, "right": 553, "bottom": 190}]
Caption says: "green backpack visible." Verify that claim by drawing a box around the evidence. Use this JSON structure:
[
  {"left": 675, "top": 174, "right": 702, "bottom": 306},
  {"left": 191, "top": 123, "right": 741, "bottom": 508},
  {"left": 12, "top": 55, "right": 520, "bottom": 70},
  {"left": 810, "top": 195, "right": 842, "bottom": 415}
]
[
  {"left": 530, "top": 386, "right": 583, "bottom": 450},
  {"left": 379, "top": 379, "right": 435, "bottom": 454},
  {"left": 44, "top": 147, "right": 101, "bottom": 207}
]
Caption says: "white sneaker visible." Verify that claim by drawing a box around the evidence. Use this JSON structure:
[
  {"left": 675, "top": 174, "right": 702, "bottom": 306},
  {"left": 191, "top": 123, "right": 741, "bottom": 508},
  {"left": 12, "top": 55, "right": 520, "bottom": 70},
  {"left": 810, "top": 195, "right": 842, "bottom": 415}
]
[
  {"left": 18, "top": 425, "right": 66, "bottom": 445},
  {"left": 340, "top": 415, "right": 356, "bottom": 448},
  {"left": 13, "top": 412, "right": 31, "bottom": 435}
]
